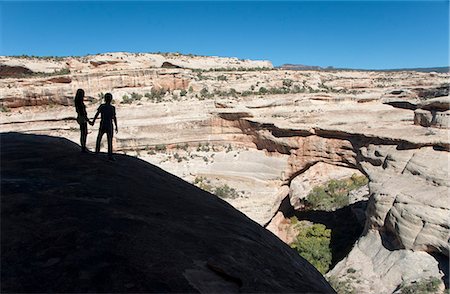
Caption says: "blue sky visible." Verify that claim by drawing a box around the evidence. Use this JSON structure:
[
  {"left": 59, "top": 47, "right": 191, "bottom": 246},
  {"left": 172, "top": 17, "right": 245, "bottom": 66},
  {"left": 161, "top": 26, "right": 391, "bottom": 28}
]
[{"left": 1, "top": 1, "right": 448, "bottom": 69}]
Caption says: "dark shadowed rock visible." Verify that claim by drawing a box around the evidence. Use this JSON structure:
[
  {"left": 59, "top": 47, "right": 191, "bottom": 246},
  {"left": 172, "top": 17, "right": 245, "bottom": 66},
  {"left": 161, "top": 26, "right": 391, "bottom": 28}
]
[
  {"left": 0, "top": 64, "right": 34, "bottom": 78},
  {"left": 1, "top": 133, "right": 335, "bottom": 293},
  {"left": 162, "top": 61, "right": 182, "bottom": 68}
]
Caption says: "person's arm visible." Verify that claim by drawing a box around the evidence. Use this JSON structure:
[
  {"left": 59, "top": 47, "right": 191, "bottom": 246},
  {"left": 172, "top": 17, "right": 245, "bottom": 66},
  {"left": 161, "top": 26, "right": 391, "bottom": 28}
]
[
  {"left": 113, "top": 108, "right": 118, "bottom": 133},
  {"left": 90, "top": 109, "right": 100, "bottom": 126}
]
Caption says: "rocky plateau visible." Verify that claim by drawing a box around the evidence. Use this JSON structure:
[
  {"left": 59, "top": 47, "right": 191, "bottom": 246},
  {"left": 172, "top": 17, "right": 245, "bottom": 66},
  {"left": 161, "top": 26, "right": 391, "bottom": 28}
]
[{"left": 1, "top": 52, "right": 449, "bottom": 293}]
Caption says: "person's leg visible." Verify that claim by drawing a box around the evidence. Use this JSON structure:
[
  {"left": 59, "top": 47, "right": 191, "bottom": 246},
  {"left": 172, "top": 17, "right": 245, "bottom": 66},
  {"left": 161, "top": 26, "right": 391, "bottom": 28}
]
[
  {"left": 80, "top": 123, "right": 88, "bottom": 152},
  {"left": 106, "top": 129, "right": 113, "bottom": 159},
  {"left": 96, "top": 130, "right": 105, "bottom": 153}
]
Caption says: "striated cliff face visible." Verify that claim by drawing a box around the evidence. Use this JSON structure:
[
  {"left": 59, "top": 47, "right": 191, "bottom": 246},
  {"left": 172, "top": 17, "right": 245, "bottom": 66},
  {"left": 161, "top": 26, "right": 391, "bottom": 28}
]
[
  {"left": 1, "top": 52, "right": 449, "bottom": 293},
  {"left": 0, "top": 52, "right": 272, "bottom": 108},
  {"left": 1, "top": 132, "right": 335, "bottom": 293}
]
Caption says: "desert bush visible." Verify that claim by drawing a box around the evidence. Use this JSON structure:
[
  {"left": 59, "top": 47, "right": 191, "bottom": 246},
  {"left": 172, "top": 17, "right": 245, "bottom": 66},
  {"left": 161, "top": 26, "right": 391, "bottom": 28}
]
[
  {"left": 217, "top": 75, "right": 228, "bottom": 81},
  {"left": 305, "top": 174, "right": 368, "bottom": 211},
  {"left": 283, "top": 79, "right": 293, "bottom": 87},
  {"left": 130, "top": 92, "right": 143, "bottom": 101},
  {"left": 214, "top": 184, "right": 239, "bottom": 199},
  {"left": 180, "top": 89, "right": 187, "bottom": 96},
  {"left": 399, "top": 277, "right": 441, "bottom": 294},
  {"left": 155, "top": 144, "right": 166, "bottom": 152},
  {"left": 200, "top": 88, "right": 213, "bottom": 99},
  {"left": 327, "top": 276, "right": 356, "bottom": 294},
  {"left": 193, "top": 178, "right": 240, "bottom": 199},
  {"left": 193, "top": 176, "right": 213, "bottom": 192},
  {"left": 0, "top": 105, "right": 10, "bottom": 112},
  {"left": 145, "top": 88, "right": 165, "bottom": 103},
  {"left": 121, "top": 94, "right": 132, "bottom": 104},
  {"left": 197, "top": 142, "right": 210, "bottom": 152},
  {"left": 290, "top": 220, "right": 332, "bottom": 274}
]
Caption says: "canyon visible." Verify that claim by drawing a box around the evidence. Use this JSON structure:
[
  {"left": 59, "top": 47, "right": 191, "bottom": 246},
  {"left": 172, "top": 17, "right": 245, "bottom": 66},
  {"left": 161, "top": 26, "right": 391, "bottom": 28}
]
[{"left": 1, "top": 52, "right": 449, "bottom": 293}]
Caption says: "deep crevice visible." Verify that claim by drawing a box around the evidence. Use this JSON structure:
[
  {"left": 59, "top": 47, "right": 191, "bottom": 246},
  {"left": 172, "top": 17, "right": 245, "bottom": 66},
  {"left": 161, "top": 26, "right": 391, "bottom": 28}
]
[{"left": 275, "top": 196, "right": 367, "bottom": 268}]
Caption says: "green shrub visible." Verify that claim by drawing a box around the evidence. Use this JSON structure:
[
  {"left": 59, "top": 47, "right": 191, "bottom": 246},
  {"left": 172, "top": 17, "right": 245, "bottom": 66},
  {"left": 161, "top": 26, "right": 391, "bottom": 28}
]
[
  {"left": 217, "top": 75, "right": 228, "bottom": 81},
  {"left": 305, "top": 174, "right": 368, "bottom": 211},
  {"left": 145, "top": 88, "right": 165, "bottom": 103},
  {"left": 399, "top": 277, "right": 442, "bottom": 294},
  {"left": 180, "top": 89, "right": 187, "bottom": 96},
  {"left": 155, "top": 144, "right": 166, "bottom": 152},
  {"left": 327, "top": 276, "right": 356, "bottom": 294},
  {"left": 258, "top": 87, "right": 268, "bottom": 94},
  {"left": 290, "top": 221, "right": 332, "bottom": 274},
  {"left": 193, "top": 176, "right": 213, "bottom": 192},
  {"left": 200, "top": 88, "right": 213, "bottom": 99},
  {"left": 130, "top": 92, "right": 143, "bottom": 101},
  {"left": 193, "top": 178, "right": 240, "bottom": 199},
  {"left": 0, "top": 105, "right": 10, "bottom": 112},
  {"left": 121, "top": 94, "right": 132, "bottom": 104},
  {"left": 283, "top": 79, "right": 293, "bottom": 87},
  {"left": 214, "top": 184, "right": 240, "bottom": 199}
]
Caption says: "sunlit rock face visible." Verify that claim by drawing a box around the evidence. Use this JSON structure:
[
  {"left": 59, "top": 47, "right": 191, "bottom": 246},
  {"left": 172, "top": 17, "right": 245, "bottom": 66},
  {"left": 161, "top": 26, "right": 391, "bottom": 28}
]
[{"left": 1, "top": 52, "right": 449, "bottom": 293}]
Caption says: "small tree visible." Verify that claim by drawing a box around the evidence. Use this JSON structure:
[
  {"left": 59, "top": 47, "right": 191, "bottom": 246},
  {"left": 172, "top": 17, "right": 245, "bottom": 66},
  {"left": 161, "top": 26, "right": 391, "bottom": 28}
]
[{"left": 290, "top": 222, "right": 332, "bottom": 274}]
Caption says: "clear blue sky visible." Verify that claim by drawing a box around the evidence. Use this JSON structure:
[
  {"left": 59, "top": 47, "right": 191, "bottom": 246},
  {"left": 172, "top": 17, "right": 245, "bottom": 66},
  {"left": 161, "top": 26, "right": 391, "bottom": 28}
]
[{"left": 1, "top": 1, "right": 448, "bottom": 69}]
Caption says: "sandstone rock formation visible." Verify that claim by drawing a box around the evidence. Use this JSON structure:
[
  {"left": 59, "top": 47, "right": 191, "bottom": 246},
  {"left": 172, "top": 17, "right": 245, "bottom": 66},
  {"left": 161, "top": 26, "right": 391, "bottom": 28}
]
[
  {"left": 1, "top": 52, "right": 449, "bottom": 293},
  {"left": 1, "top": 132, "right": 334, "bottom": 293},
  {"left": 414, "top": 96, "right": 450, "bottom": 129}
]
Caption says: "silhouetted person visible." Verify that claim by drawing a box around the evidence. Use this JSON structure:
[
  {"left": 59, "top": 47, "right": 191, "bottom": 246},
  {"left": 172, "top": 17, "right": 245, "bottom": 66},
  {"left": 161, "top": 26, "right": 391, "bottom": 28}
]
[
  {"left": 90, "top": 93, "right": 118, "bottom": 161},
  {"left": 74, "top": 88, "right": 91, "bottom": 152}
]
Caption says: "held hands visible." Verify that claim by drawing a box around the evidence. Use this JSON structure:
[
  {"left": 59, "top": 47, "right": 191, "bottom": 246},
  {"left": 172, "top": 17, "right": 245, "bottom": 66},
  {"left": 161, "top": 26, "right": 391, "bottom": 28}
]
[{"left": 89, "top": 120, "right": 94, "bottom": 126}]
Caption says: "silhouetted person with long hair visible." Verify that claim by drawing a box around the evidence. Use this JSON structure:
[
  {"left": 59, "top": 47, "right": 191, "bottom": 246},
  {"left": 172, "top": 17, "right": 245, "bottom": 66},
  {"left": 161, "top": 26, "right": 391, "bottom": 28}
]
[
  {"left": 90, "top": 93, "right": 118, "bottom": 161},
  {"left": 74, "top": 88, "right": 91, "bottom": 152}
]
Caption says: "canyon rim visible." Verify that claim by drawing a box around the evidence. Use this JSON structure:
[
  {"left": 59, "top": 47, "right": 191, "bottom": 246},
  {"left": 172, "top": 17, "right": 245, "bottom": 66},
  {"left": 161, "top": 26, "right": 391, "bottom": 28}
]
[{"left": 1, "top": 52, "right": 449, "bottom": 293}]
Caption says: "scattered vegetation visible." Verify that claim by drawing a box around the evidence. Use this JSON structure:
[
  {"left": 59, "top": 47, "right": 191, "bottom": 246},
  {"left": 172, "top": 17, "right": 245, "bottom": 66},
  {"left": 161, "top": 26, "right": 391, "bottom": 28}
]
[
  {"left": 199, "top": 88, "right": 214, "bottom": 99},
  {"left": 145, "top": 88, "right": 166, "bottom": 103},
  {"left": 398, "top": 277, "right": 442, "bottom": 294},
  {"left": 176, "top": 143, "right": 189, "bottom": 151},
  {"left": 327, "top": 276, "right": 356, "bottom": 294},
  {"left": 13, "top": 67, "right": 72, "bottom": 79},
  {"left": 0, "top": 105, "right": 10, "bottom": 112},
  {"left": 290, "top": 219, "right": 332, "bottom": 274},
  {"left": 305, "top": 174, "right": 368, "bottom": 211},
  {"left": 193, "top": 177, "right": 241, "bottom": 199},
  {"left": 192, "top": 67, "right": 273, "bottom": 73},
  {"left": 11, "top": 55, "right": 70, "bottom": 61},
  {"left": 154, "top": 144, "right": 167, "bottom": 152},
  {"left": 214, "top": 184, "right": 240, "bottom": 199},
  {"left": 197, "top": 142, "right": 211, "bottom": 152},
  {"left": 217, "top": 75, "right": 228, "bottom": 81}
]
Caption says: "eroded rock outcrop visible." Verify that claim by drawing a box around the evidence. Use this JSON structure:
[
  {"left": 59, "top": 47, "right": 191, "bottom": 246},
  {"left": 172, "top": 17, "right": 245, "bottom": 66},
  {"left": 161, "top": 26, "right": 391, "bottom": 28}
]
[
  {"left": 0, "top": 132, "right": 334, "bottom": 293},
  {"left": 414, "top": 97, "right": 450, "bottom": 129},
  {"left": 1, "top": 53, "right": 449, "bottom": 293}
]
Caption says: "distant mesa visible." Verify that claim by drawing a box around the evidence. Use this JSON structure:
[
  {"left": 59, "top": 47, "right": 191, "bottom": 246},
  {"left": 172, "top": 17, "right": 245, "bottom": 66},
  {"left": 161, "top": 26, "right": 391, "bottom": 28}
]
[
  {"left": 0, "top": 132, "right": 335, "bottom": 293},
  {"left": 278, "top": 63, "right": 450, "bottom": 73}
]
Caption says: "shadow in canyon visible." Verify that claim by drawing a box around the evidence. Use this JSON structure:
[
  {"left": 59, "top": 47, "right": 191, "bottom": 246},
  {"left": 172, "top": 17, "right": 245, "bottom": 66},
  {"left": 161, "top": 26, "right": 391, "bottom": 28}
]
[{"left": 278, "top": 196, "right": 367, "bottom": 268}]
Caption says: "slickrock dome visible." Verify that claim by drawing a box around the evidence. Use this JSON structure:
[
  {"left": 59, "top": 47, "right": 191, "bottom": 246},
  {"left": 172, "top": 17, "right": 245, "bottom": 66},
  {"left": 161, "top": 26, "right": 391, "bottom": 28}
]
[{"left": 1, "top": 132, "right": 334, "bottom": 293}]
